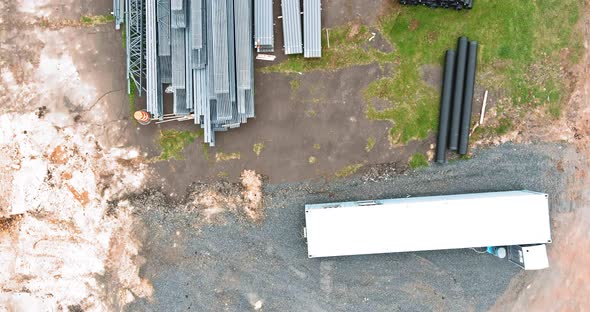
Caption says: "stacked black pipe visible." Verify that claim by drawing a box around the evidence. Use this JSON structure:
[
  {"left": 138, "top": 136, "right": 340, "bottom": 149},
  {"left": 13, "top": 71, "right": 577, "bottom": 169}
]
[
  {"left": 436, "top": 36, "right": 478, "bottom": 163},
  {"left": 399, "top": 0, "right": 474, "bottom": 10}
]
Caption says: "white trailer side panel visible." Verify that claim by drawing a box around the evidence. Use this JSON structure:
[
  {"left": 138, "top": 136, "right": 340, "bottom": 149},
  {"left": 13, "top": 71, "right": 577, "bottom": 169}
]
[{"left": 305, "top": 191, "right": 551, "bottom": 258}]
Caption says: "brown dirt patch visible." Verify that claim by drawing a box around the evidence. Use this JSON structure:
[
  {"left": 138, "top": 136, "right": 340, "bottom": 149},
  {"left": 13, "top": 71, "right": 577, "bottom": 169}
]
[
  {"left": 409, "top": 19, "right": 420, "bottom": 31},
  {"left": 66, "top": 184, "right": 90, "bottom": 207},
  {"left": 348, "top": 22, "right": 361, "bottom": 39},
  {"left": 0, "top": 214, "right": 23, "bottom": 233},
  {"left": 49, "top": 145, "right": 68, "bottom": 164}
]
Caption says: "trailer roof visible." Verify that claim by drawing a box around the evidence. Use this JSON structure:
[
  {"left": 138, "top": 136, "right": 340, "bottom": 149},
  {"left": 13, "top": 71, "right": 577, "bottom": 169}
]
[{"left": 305, "top": 190, "right": 552, "bottom": 258}]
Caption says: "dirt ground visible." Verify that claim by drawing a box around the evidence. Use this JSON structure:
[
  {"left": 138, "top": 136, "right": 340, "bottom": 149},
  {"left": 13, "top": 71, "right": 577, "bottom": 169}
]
[
  {"left": 142, "top": 0, "right": 424, "bottom": 192},
  {"left": 1, "top": 0, "right": 589, "bottom": 310}
]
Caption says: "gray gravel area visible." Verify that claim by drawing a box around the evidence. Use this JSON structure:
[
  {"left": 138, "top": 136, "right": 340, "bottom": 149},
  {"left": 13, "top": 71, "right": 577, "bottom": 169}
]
[{"left": 126, "top": 143, "right": 574, "bottom": 312}]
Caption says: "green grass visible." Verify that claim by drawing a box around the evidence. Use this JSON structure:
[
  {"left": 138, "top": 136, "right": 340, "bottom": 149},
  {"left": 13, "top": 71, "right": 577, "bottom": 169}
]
[
  {"left": 290, "top": 79, "right": 301, "bottom": 91},
  {"left": 365, "top": 0, "right": 583, "bottom": 144},
  {"left": 157, "top": 130, "right": 202, "bottom": 160},
  {"left": 263, "top": 24, "right": 395, "bottom": 73},
  {"left": 80, "top": 14, "right": 115, "bottom": 26},
  {"left": 409, "top": 153, "right": 429, "bottom": 169},
  {"left": 264, "top": 1, "right": 583, "bottom": 145}
]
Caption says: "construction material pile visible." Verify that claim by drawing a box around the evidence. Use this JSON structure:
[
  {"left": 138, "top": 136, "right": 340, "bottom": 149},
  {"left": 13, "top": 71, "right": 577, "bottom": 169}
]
[
  {"left": 116, "top": 0, "right": 255, "bottom": 146},
  {"left": 399, "top": 0, "right": 474, "bottom": 10},
  {"left": 281, "top": 0, "right": 322, "bottom": 57},
  {"left": 255, "top": 0, "right": 274, "bottom": 52},
  {"left": 436, "top": 36, "right": 478, "bottom": 163}
]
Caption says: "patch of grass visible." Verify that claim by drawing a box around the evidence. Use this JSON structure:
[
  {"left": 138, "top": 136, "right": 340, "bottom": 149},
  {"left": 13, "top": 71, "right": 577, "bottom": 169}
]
[
  {"left": 495, "top": 118, "right": 514, "bottom": 136},
  {"left": 408, "top": 153, "right": 429, "bottom": 169},
  {"left": 157, "top": 130, "right": 202, "bottom": 161},
  {"left": 80, "top": 14, "right": 115, "bottom": 26},
  {"left": 215, "top": 151, "right": 241, "bottom": 162},
  {"left": 253, "top": 143, "right": 265, "bottom": 156},
  {"left": 313, "top": 143, "right": 321, "bottom": 150},
  {"left": 290, "top": 79, "right": 301, "bottom": 91},
  {"left": 202, "top": 143, "right": 210, "bottom": 160},
  {"left": 365, "top": 0, "right": 583, "bottom": 144},
  {"left": 263, "top": 24, "right": 395, "bottom": 73},
  {"left": 365, "top": 136, "right": 376, "bottom": 152},
  {"left": 121, "top": 23, "right": 126, "bottom": 49},
  {"left": 128, "top": 79, "right": 137, "bottom": 124},
  {"left": 217, "top": 171, "right": 229, "bottom": 178},
  {"left": 335, "top": 163, "right": 364, "bottom": 178},
  {"left": 306, "top": 110, "right": 317, "bottom": 117},
  {"left": 308, "top": 156, "right": 317, "bottom": 164}
]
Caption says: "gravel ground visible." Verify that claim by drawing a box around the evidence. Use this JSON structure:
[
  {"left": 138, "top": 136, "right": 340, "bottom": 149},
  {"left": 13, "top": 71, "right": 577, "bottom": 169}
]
[{"left": 125, "top": 143, "right": 574, "bottom": 312}]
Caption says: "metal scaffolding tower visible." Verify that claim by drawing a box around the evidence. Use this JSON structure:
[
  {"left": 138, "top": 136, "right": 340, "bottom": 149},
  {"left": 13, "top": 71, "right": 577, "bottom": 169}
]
[{"left": 126, "top": 0, "right": 145, "bottom": 95}]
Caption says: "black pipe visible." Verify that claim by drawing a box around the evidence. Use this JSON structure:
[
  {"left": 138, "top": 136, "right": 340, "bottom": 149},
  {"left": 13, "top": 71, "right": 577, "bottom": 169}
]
[
  {"left": 448, "top": 36, "right": 468, "bottom": 150},
  {"left": 436, "top": 50, "right": 456, "bottom": 163},
  {"left": 459, "top": 41, "right": 478, "bottom": 155}
]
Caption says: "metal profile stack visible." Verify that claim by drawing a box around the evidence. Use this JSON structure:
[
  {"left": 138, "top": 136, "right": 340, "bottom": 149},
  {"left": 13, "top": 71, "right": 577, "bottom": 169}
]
[
  {"left": 303, "top": 0, "right": 321, "bottom": 58},
  {"left": 116, "top": 0, "right": 256, "bottom": 147},
  {"left": 113, "top": 0, "right": 124, "bottom": 30},
  {"left": 146, "top": 0, "right": 160, "bottom": 119},
  {"left": 254, "top": 0, "right": 274, "bottom": 52},
  {"left": 281, "top": 0, "right": 303, "bottom": 55}
]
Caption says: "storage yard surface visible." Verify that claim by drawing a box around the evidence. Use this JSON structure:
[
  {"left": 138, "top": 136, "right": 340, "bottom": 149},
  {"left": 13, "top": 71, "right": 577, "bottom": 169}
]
[{"left": 0, "top": 0, "right": 589, "bottom": 311}]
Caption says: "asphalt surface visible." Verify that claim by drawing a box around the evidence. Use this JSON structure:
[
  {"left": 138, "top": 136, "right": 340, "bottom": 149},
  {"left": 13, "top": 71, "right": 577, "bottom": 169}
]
[{"left": 126, "top": 143, "right": 573, "bottom": 312}]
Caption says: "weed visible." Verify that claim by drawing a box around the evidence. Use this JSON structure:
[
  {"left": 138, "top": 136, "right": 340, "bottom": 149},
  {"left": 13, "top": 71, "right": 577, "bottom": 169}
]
[
  {"left": 495, "top": 118, "right": 514, "bottom": 136},
  {"left": 253, "top": 143, "right": 265, "bottom": 156},
  {"left": 308, "top": 156, "right": 317, "bottom": 164},
  {"left": 202, "top": 143, "right": 210, "bottom": 160},
  {"left": 80, "top": 15, "right": 114, "bottom": 26},
  {"left": 128, "top": 79, "right": 137, "bottom": 124},
  {"left": 306, "top": 110, "right": 317, "bottom": 117},
  {"left": 365, "top": 136, "right": 376, "bottom": 152},
  {"left": 313, "top": 143, "right": 321, "bottom": 150},
  {"left": 408, "top": 153, "right": 428, "bottom": 169},
  {"left": 335, "top": 163, "right": 364, "bottom": 178},
  {"left": 215, "top": 152, "right": 241, "bottom": 162}
]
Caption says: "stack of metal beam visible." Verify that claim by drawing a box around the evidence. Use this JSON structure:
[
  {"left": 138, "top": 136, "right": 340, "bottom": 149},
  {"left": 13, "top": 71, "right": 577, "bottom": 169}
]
[
  {"left": 303, "top": 0, "right": 321, "bottom": 58},
  {"left": 281, "top": 0, "right": 321, "bottom": 57},
  {"left": 116, "top": 0, "right": 255, "bottom": 147},
  {"left": 399, "top": 0, "right": 474, "bottom": 10},
  {"left": 113, "top": 0, "right": 124, "bottom": 30},
  {"left": 254, "top": 0, "right": 274, "bottom": 52},
  {"left": 281, "top": 0, "right": 303, "bottom": 55}
]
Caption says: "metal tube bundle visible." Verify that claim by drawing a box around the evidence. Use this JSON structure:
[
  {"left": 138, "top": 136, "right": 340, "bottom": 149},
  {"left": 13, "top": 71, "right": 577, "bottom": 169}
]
[{"left": 436, "top": 36, "right": 478, "bottom": 163}]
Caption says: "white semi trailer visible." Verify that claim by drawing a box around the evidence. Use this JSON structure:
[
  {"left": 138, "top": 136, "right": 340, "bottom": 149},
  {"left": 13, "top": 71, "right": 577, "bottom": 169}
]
[{"left": 304, "top": 190, "right": 552, "bottom": 270}]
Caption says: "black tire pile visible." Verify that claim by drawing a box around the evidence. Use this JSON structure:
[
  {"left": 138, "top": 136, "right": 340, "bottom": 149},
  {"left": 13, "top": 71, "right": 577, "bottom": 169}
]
[
  {"left": 436, "top": 36, "right": 478, "bottom": 163},
  {"left": 399, "top": 0, "right": 474, "bottom": 10}
]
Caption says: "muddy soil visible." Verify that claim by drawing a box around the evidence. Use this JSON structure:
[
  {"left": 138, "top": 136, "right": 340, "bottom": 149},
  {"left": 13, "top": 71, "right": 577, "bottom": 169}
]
[{"left": 148, "top": 62, "right": 433, "bottom": 193}]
